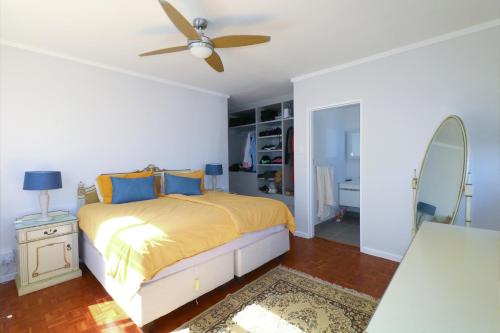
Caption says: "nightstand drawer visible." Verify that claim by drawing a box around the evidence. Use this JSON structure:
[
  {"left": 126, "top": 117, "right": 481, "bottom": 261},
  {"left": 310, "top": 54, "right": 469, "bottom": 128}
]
[{"left": 26, "top": 223, "right": 73, "bottom": 241}]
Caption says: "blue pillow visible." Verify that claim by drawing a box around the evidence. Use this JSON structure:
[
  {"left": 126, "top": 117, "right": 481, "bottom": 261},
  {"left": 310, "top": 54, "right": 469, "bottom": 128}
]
[
  {"left": 111, "top": 176, "right": 156, "bottom": 204},
  {"left": 165, "top": 174, "right": 202, "bottom": 195}
]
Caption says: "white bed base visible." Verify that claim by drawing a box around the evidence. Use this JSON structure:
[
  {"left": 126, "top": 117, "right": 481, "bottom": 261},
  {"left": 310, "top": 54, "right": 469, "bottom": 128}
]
[
  {"left": 234, "top": 227, "right": 290, "bottom": 277},
  {"left": 81, "top": 228, "right": 290, "bottom": 327}
]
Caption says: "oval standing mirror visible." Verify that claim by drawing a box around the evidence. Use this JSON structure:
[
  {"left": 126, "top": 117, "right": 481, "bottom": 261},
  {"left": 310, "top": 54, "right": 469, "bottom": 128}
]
[{"left": 413, "top": 116, "right": 468, "bottom": 232}]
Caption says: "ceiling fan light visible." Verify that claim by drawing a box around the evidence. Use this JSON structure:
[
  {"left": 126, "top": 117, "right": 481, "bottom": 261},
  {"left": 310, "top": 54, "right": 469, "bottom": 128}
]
[{"left": 189, "top": 43, "right": 213, "bottom": 59}]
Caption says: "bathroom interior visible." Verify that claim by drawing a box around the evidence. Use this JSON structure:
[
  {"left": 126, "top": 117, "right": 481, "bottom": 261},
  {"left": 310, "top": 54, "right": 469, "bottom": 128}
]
[{"left": 313, "top": 103, "right": 360, "bottom": 246}]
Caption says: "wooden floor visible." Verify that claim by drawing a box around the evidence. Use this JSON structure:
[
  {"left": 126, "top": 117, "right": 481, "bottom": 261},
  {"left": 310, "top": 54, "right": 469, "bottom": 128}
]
[{"left": 0, "top": 236, "right": 398, "bottom": 332}]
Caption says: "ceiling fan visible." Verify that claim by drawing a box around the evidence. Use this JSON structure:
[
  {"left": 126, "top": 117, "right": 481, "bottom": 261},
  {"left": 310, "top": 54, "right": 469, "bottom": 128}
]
[{"left": 140, "top": 0, "right": 271, "bottom": 72}]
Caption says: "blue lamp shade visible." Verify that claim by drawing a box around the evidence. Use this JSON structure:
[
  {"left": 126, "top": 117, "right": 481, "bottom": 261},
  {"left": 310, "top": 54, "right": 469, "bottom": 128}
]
[
  {"left": 23, "top": 171, "right": 62, "bottom": 190},
  {"left": 205, "top": 164, "right": 223, "bottom": 176}
]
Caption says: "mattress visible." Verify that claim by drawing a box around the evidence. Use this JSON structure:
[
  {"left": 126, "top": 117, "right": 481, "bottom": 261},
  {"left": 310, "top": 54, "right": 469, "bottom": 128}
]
[{"left": 81, "top": 224, "right": 285, "bottom": 285}]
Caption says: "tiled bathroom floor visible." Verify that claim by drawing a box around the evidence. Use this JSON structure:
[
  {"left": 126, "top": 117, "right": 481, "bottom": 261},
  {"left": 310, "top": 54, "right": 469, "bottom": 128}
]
[{"left": 315, "top": 214, "right": 360, "bottom": 246}]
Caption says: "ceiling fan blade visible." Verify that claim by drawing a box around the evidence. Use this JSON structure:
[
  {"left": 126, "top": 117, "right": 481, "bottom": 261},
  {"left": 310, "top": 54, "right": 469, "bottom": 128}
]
[
  {"left": 205, "top": 51, "right": 224, "bottom": 72},
  {"left": 211, "top": 35, "right": 270, "bottom": 48},
  {"left": 139, "top": 45, "right": 188, "bottom": 56},
  {"left": 159, "top": 0, "right": 199, "bottom": 40}
]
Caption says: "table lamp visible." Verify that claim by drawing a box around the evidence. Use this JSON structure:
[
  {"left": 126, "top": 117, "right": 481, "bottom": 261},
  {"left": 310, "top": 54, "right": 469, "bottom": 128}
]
[
  {"left": 205, "top": 164, "right": 223, "bottom": 191},
  {"left": 23, "top": 171, "right": 62, "bottom": 221}
]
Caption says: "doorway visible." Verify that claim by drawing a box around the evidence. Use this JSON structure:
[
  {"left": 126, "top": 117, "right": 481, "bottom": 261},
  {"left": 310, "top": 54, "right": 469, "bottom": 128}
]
[{"left": 310, "top": 103, "right": 361, "bottom": 246}]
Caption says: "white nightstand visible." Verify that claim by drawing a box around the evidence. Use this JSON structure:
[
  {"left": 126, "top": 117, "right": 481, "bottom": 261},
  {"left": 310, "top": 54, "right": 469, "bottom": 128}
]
[{"left": 15, "top": 210, "right": 82, "bottom": 296}]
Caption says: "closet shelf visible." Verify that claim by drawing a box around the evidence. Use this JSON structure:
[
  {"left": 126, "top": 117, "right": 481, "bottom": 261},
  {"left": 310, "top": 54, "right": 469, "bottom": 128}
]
[
  {"left": 257, "top": 164, "right": 283, "bottom": 167},
  {"left": 258, "top": 135, "right": 282, "bottom": 139},
  {"left": 229, "top": 123, "right": 255, "bottom": 129},
  {"left": 283, "top": 117, "right": 294, "bottom": 121},
  {"left": 257, "top": 119, "right": 282, "bottom": 125},
  {"left": 258, "top": 149, "right": 282, "bottom": 152}
]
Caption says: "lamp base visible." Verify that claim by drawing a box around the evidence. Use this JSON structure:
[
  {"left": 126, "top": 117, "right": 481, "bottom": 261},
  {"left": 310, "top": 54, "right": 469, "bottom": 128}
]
[
  {"left": 39, "top": 190, "right": 51, "bottom": 222},
  {"left": 211, "top": 175, "right": 218, "bottom": 191}
]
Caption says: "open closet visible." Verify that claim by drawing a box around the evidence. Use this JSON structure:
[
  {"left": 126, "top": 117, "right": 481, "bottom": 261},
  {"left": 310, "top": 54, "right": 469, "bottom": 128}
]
[{"left": 228, "top": 97, "right": 294, "bottom": 213}]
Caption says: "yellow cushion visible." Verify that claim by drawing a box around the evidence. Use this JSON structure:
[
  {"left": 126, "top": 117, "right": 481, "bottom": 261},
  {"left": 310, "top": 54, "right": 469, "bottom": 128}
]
[
  {"left": 167, "top": 169, "right": 205, "bottom": 192},
  {"left": 96, "top": 171, "right": 154, "bottom": 204}
]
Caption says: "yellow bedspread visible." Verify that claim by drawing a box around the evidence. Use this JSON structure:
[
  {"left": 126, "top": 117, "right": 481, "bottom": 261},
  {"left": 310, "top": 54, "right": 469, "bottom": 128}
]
[{"left": 78, "top": 192, "right": 295, "bottom": 294}]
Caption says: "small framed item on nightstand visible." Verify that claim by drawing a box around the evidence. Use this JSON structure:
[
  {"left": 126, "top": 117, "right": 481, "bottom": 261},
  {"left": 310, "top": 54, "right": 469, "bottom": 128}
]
[{"left": 14, "top": 210, "right": 82, "bottom": 296}]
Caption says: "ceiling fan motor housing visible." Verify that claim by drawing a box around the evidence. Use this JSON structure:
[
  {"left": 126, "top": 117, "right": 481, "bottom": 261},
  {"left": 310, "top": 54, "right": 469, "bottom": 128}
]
[{"left": 193, "top": 17, "right": 208, "bottom": 31}]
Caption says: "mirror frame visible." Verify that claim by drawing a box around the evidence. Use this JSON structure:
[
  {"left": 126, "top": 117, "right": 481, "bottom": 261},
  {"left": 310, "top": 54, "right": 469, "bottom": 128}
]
[{"left": 413, "top": 115, "right": 468, "bottom": 233}]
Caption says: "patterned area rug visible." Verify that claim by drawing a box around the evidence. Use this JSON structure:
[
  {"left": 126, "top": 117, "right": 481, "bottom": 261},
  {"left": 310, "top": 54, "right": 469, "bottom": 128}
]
[{"left": 175, "top": 266, "right": 378, "bottom": 333}]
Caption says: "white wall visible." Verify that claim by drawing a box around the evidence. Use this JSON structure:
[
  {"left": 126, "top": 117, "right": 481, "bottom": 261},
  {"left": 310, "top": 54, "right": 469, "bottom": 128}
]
[
  {"left": 293, "top": 25, "right": 500, "bottom": 260},
  {"left": 0, "top": 46, "right": 229, "bottom": 270}
]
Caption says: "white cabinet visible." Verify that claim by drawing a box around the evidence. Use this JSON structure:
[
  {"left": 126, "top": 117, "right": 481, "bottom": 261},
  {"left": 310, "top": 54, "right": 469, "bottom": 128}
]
[
  {"left": 339, "top": 182, "right": 360, "bottom": 208},
  {"left": 15, "top": 211, "right": 82, "bottom": 296},
  {"left": 27, "top": 233, "right": 74, "bottom": 283}
]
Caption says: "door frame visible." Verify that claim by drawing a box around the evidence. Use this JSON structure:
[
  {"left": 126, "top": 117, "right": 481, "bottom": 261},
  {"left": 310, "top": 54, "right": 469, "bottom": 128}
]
[{"left": 307, "top": 100, "right": 364, "bottom": 244}]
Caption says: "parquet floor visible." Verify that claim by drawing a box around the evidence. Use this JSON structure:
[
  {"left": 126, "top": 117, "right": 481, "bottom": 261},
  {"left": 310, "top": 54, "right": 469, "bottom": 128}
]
[{"left": 0, "top": 236, "right": 398, "bottom": 332}]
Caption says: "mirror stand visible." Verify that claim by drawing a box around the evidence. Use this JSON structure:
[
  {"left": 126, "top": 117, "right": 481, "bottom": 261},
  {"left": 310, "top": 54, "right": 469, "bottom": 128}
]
[
  {"left": 411, "top": 170, "right": 418, "bottom": 237},
  {"left": 412, "top": 170, "right": 473, "bottom": 237},
  {"left": 464, "top": 172, "right": 473, "bottom": 227}
]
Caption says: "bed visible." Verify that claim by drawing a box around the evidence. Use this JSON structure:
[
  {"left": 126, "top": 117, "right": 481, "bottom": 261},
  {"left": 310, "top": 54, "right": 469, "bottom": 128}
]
[{"left": 76, "top": 171, "right": 295, "bottom": 328}]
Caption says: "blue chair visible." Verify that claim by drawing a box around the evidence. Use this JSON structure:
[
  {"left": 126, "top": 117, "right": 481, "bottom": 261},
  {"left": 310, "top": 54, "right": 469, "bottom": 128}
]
[{"left": 416, "top": 201, "right": 437, "bottom": 228}]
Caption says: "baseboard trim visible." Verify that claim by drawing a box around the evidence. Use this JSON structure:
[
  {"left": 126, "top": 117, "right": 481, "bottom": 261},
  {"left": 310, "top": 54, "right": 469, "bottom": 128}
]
[
  {"left": 361, "top": 246, "right": 402, "bottom": 262},
  {"left": 294, "top": 231, "right": 312, "bottom": 239},
  {"left": 0, "top": 272, "right": 17, "bottom": 284}
]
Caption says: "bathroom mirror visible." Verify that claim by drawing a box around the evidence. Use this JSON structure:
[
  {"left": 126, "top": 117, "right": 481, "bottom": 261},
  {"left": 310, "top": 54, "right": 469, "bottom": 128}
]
[
  {"left": 413, "top": 115, "right": 469, "bottom": 233},
  {"left": 347, "top": 130, "right": 360, "bottom": 159}
]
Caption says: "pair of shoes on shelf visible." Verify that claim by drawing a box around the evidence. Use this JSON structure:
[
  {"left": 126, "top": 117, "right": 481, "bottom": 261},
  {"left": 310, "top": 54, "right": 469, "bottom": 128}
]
[
  {"left": 259, "top": 127, "right": 282, "bottom": 137},
  {"left": 271, "top": 157, "right": 283, "bottom": 164},
  {"left": 259, "top": 184, "right": 279, "bottom": 194},
  {"left": 259, "top": 185, "right": 269, "bottom": 193},
  {"left": 258, "top": 171, "right": 277, "bottom": 179},
  {"left": 261, "top": 142, "right": 282, "bottom": 150},
  {"left": 261, "top": 144, "right": 275, "bottom": 150}
]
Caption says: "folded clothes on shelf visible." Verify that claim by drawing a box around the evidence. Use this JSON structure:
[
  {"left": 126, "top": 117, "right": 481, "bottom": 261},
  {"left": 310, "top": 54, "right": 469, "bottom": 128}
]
[{"left": 260, "top": 156, "right": 271, "bottom": 164}]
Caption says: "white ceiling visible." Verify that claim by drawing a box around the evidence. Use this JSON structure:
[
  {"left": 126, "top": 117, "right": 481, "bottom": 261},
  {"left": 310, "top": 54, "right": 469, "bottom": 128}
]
[{"left": 2, "top": 0, "right": 499, "bottom": 106}]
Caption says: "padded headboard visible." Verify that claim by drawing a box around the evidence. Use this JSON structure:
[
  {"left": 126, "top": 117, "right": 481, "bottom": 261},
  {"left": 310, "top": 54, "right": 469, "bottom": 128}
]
[{"left": 77, "top": 164, "right": 190, "bottom": 207}]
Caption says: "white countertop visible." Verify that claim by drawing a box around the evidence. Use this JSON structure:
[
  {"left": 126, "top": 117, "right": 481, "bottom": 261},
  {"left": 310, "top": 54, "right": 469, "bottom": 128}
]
[
  {"left": 339, "top": 180, "right": 360, "bottom": 190},
  {"left": 366, "top": 222, "right": 500, "bottom": 333}
]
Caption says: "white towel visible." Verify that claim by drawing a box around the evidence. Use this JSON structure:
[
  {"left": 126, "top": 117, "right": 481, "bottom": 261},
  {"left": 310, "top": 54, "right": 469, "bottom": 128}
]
[{"left": 317, "top": 166, "right": 335, "bottom": 220}]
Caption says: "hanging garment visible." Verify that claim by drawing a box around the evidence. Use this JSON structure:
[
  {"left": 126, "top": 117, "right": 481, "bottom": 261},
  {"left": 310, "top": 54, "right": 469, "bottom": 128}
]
[
  {"left": 251, "top": 132, "right": 256, "bottom": 171},
  {"left": 242, "top": 131, "right": 256, "bottom": 170},
  {"left": 317, "top": 166, "right": 335, "bottom": 221},
  {"left": 285, "top": 126, "right": 294, "bottom": 164},
  {"left": 285, "top": 127, "right": 295, "bottom": 187}
]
